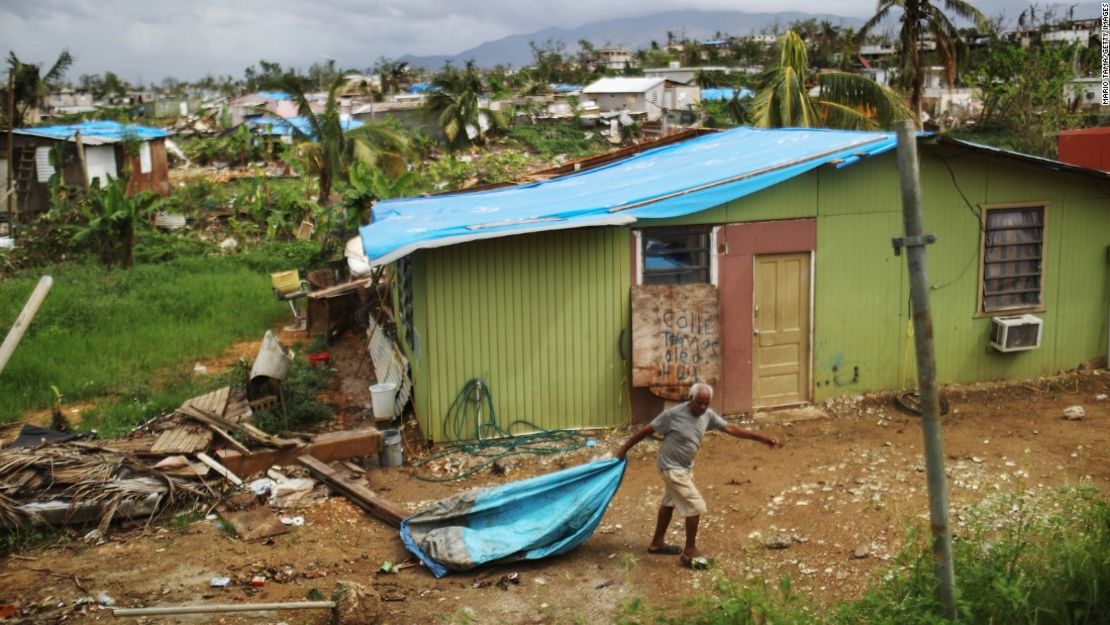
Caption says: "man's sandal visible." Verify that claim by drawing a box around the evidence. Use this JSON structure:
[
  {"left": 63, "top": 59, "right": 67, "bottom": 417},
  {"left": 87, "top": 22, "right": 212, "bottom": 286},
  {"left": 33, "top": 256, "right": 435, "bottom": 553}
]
[{"left": 647, "top": 544, "right": 683, "bottom": 555}]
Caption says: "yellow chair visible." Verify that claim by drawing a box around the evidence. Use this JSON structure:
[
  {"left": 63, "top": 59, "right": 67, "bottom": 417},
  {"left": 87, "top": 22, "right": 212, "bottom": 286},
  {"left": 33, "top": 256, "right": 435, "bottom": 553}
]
[{"left": 271, "top": 270, "right": 311, "bottom": 326}]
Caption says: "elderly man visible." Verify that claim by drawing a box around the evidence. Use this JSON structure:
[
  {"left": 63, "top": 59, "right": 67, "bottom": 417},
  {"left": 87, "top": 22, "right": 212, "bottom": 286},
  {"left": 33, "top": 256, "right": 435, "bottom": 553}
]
[{"left": 615, "top": 383, "right": 778, "bottom": 567}]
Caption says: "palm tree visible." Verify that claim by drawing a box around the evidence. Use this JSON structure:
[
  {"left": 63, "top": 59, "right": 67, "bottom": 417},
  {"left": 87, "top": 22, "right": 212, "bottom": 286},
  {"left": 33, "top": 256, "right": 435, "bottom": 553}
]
[
  {"left": 752, "top": 31, "right": 911, "bottom": 130},
  {"left": 3, "top": 50, "right": 74, "bottom": 127},
  {"left": 423, "top": 61, "right": 506, "bottom": 151},
  {"left": 859, "top": 0, "right": 987, "bottom": 125},
  {"left": 270, "top": 72, "right": 409, "bottom": 204}
]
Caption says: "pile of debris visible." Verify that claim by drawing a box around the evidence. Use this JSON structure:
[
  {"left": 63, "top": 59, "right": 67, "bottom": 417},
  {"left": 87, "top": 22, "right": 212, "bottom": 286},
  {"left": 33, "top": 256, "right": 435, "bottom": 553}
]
[
  {"left": 0, "top": 439, "right": 206, "bottom": 534},
  {"left": 0, "top": 382, "right": 386, "bottom": 536}
]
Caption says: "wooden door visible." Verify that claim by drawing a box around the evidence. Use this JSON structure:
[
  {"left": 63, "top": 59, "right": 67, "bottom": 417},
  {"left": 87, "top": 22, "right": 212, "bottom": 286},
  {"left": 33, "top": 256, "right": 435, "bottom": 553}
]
[{"left": 753, "top": 253, "right": 811, "bottom": 407}]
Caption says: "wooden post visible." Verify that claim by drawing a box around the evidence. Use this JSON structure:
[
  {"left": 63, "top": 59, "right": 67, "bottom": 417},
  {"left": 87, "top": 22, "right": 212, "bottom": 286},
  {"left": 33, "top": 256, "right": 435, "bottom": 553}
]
[
  {"left": 6, "top": 68, "right": 14, "bottom": 219},
  {"left": 74, "top": 130, "right": 89, "bottom": 192},
  {"left": 894, "top": 120, "right": 956, "bottom": 619},
  {"left": 0, "top": 276, "right": 53, "bottom": 378}
]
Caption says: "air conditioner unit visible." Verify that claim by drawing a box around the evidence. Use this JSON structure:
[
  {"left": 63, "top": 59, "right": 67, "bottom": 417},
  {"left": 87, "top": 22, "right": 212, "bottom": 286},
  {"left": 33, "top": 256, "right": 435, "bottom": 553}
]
[{"left": 990, "top": 314, "right": 1043, "bottom": 352}]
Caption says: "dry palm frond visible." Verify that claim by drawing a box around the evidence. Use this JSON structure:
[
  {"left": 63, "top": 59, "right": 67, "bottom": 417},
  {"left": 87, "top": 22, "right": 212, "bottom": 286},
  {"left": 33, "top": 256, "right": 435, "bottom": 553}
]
[{"left": 0, "top": 442, "right": 207, "bottom": 533}]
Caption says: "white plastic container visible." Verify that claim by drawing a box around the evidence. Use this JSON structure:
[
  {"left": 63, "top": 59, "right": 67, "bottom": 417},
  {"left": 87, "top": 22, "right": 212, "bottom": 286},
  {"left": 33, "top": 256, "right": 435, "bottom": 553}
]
[{"left": 370, "top": 382, "right": 397, "bottom": 422}]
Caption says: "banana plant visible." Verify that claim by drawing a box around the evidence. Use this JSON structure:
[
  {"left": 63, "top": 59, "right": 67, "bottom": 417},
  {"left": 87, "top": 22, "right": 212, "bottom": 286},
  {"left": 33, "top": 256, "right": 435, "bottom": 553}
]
[{"left": 72, "top": 178, "right": 160, "bottom": 268}]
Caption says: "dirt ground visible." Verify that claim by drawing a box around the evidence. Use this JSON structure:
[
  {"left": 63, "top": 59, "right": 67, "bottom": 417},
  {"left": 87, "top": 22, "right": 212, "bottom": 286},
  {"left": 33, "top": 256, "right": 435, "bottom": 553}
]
[{"left": 3, "top": 332, "right": 1109, "bottom": 624}]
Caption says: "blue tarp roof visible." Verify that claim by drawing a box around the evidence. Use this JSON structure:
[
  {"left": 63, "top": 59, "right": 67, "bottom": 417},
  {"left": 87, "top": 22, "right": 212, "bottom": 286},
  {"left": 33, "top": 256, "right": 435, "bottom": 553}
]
[
  {"left": 14, "top": 121, "right": 170, "bottom": 145},
  {"left": 409, "top": 82, "right": 431, "bottom": 94},
  {"left": 552, "top": 83, "right": 582, "bottom": 92},
  {"left": 244, "top": 115, "right": 364, "bottom": 138},
  {"left": 359, "top": 126, "right": 899, "bottom": 265},
  {"left": 701, "top": 87, "right": 755, "bottom": 101},
  {"left": 255, "top": 90, "right": 292, "bottom": 101}
]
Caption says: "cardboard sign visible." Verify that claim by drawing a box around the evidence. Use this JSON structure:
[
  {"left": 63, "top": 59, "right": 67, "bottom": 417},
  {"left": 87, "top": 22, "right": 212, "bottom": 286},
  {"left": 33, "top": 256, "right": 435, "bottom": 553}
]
[{"left": 631, "top": 284, "right": 720, "bottom": 390}]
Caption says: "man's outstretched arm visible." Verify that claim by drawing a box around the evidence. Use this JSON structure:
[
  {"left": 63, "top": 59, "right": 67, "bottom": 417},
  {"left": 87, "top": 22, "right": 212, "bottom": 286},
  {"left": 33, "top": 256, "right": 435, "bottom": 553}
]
[
  {"left": 722, "top": 423, "right": 779, "bottom": 447},
  {"left": 614, "top": 423, "right": 655, "bottom": 460}
]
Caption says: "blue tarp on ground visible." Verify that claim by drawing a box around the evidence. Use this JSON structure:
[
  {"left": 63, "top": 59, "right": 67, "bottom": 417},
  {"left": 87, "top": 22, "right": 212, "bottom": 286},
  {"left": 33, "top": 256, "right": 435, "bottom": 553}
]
[
  {"left": 400, "top": 458, "right": 626, "bottom": 577},
  {"left": 359, "top": 126, "right": 899, "bottom": 265},
  {"left": 14, "top": 121, "right": 170, "bottom": 143}
]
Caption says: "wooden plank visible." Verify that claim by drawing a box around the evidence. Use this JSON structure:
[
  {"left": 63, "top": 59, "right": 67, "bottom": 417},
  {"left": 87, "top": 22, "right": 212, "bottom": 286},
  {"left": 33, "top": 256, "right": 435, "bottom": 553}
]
[
  {"left": 297, "top": 456, "right": 406, "bottom": 527},
  {"left": 215, "top": 428, "right": 383, "bottom": 477},
  {"left": 631, "top": 284, "right": 720, "bottom": 389},
  {"left": 178, "top": 406, "right": 251, "bottom": 454},
  {"left": 181, "top": 403, "right": 297, "bottom": 451},
  {"left": 195, "top": 452, "right": 243, "bottom": 486},
  {"left": 151, "top": 426, "right": 213, "bottom": 454},
  {"left": 306, "top": 277, "right": 372, "bottom": 300}
]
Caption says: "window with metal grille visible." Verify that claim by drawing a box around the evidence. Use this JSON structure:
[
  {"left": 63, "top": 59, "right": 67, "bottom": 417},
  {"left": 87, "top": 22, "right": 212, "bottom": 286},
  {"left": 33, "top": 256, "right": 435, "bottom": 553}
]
[
  {"left": 641, "top": 228, "right": 711, "bottom": 285},
  {"left": 981, "top": 206, "right": 1045, "bottom": 313}
]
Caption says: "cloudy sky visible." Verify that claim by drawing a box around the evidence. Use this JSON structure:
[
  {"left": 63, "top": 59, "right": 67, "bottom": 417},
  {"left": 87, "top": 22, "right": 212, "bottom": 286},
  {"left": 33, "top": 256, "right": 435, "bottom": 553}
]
[{"left": 0, "top": 0, "right": 1088, "bottom": 84}]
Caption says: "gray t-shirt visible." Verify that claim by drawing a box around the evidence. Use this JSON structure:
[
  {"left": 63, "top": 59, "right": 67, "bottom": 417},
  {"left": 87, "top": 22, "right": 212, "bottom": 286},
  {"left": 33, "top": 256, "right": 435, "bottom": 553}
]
[{"left": 650, "top": 403, "right": 728, "bottom": 471}]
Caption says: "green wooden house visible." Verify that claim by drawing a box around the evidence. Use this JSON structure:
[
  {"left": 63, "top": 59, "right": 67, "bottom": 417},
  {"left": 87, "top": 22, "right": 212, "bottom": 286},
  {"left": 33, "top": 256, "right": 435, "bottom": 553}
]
[{"left": 357, "top": 127, "right": 1110, "bottom": 442}]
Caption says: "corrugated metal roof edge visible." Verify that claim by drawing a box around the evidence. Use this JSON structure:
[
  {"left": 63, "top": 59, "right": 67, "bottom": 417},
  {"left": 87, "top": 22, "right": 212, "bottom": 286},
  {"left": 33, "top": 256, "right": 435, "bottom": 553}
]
[{"left": 933, "top": 135, "right": 1110, "bottom": 181}]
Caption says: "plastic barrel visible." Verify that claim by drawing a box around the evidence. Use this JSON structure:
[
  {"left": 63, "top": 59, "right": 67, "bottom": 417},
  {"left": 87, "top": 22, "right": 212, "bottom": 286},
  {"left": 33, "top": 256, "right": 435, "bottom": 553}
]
[
  {"left": 380, "top": 429, "right": 403, "bottom": 467},
  {"left": 370, "top": 382, "right": 397, "bottom": 421}
]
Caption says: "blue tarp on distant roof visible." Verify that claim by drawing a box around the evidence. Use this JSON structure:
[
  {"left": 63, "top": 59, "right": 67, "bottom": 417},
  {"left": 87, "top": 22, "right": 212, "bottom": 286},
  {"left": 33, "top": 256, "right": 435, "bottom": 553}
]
[
  {"left": 409, "top": 82, "right": 431, "bottom": 94},
  {"left": 359, "top": 126, "right": 900, "bottom": 265},
  {"left": 255, "top": 90, "right": 292, "bottom": 101},
  {"left": 701, "top": 87, "right": 755, "bottom": 101},
  {"left": 14, "top": 121, "right": 170, "bottom": 143},
  {"left": 552, "top": 84, "right": 582, "bottom": 92},
  {"left": 245, "top": 115, "right": 364, "bottom": 138}
]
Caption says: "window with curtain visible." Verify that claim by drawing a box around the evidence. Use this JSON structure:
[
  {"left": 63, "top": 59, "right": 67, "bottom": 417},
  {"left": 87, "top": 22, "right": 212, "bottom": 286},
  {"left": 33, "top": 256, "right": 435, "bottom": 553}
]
[
  {"left": 641, "top": 228, "right": 711, "bottom": 285},
  {"left": 981, "top": 206, "right": 1045, "bottom": 313}
]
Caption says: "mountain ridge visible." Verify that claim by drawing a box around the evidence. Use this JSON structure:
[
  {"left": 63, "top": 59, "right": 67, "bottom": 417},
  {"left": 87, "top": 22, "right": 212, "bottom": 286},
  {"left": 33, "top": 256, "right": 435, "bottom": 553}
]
[{"left": 398, "top": 9, "right": 865, "bottom": 69}]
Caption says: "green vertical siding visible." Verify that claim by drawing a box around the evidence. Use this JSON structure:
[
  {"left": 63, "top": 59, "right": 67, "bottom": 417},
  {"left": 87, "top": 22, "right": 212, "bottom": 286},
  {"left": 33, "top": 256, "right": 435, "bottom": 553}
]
[
  {"left": 409, "top": 228, "right": 631, "bottom": 441},
  {"left": 401, "top": 146, "right": 1108, "bottom": 431},
  {"left": 813, "top": 150, "right": 1109, "bottom": 402}
]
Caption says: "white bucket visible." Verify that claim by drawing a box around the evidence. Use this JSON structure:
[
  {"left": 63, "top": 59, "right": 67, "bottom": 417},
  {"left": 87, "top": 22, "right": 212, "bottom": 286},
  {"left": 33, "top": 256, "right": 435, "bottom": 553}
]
[
  {"left": 370, "top": 382, "right": 397, "bottom": 421},
  {"left": 379, "top": 429, "right": 403, "bottom": 467}
]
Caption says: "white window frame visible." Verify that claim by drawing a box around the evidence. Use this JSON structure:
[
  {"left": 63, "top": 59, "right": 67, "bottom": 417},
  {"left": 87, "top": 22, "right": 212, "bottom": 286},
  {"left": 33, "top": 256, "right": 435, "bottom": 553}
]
[
  {"left": 977, "top": 202, "right": 1049, "bottom": 316},
  {"left": 635, "top": 226, "right": 719, "bottom": 287}
]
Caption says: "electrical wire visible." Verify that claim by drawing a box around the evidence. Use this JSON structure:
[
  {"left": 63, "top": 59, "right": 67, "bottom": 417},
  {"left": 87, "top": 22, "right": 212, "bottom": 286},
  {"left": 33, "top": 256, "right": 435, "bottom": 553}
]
[
  {"left": 925, "top": 149, "right": 986, "bottom": 291},
  {"left": 410, "top": 378, "right": 591, "bottom": 482}
]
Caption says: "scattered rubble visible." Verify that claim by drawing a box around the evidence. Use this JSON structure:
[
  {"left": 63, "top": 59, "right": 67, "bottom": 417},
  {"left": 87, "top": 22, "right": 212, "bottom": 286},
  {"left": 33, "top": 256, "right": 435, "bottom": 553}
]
[{"left": 1063, "top": 405, "right": 1086, "bottom": 420}]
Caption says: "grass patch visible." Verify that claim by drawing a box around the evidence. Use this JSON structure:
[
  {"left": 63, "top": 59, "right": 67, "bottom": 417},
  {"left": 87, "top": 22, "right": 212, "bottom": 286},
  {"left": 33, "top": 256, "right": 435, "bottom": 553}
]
[
  {"left": 0, "top": 526, "right": 69, "bottom": 555},
  {"left": 0, "top": 241, "right": 324, "bottom": 426},
  {"left": 508, "top": 124, "right": 609, "bottom": 159},
  {"left": 618, "top": 485, "right": 1110, "bottom": 625}
]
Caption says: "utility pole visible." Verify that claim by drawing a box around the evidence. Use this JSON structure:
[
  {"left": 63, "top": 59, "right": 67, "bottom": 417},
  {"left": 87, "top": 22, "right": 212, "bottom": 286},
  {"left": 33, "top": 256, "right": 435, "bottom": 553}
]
[{"left": 893, "top": 119, "right": 957, "bottom": 620}]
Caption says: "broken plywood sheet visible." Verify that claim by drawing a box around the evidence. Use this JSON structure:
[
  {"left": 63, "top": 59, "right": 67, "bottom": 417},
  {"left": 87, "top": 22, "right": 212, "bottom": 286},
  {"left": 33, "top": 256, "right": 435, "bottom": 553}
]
[
  {"left": 151, "top": 425, "right": 213, "bottom": 454},
  {"left": 631, "top": 284, "right": 720, "bottom": 389},
  {"left": 185, "top": 386, "right": 231, "bottom": 418},
  {"left": 223, "top": 388, "right": 253, "bottom": 424}
]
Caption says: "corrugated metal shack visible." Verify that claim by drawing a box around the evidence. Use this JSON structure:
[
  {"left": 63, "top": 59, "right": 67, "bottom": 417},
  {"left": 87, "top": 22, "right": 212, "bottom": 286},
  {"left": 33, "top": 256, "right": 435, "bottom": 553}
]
[
  {"left": 2, "top": 121, "right": 172, "bottom": 221},
  {"left": 358, "top": 127, "right": 1110, "bottom": 441}
]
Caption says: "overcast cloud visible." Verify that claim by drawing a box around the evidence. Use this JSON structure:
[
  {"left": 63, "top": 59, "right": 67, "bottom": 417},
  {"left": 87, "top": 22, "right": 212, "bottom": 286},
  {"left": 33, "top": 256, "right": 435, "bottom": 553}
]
[{"left": 0, "top": 0, "right": 1091, "bottom": 84}]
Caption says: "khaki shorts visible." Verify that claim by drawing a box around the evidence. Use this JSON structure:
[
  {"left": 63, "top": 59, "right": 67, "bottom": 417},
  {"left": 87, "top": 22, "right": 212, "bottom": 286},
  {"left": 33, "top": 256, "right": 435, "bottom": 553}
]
[{"left": 659, "top": 468, "right": 707, "bottom": 517}]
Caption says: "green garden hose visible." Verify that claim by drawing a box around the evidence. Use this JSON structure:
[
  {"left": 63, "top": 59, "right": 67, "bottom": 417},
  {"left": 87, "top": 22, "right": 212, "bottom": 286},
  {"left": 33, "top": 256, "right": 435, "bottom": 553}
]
[{"left": 410, "top": 378, "right": 591, "bottom": 482}]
